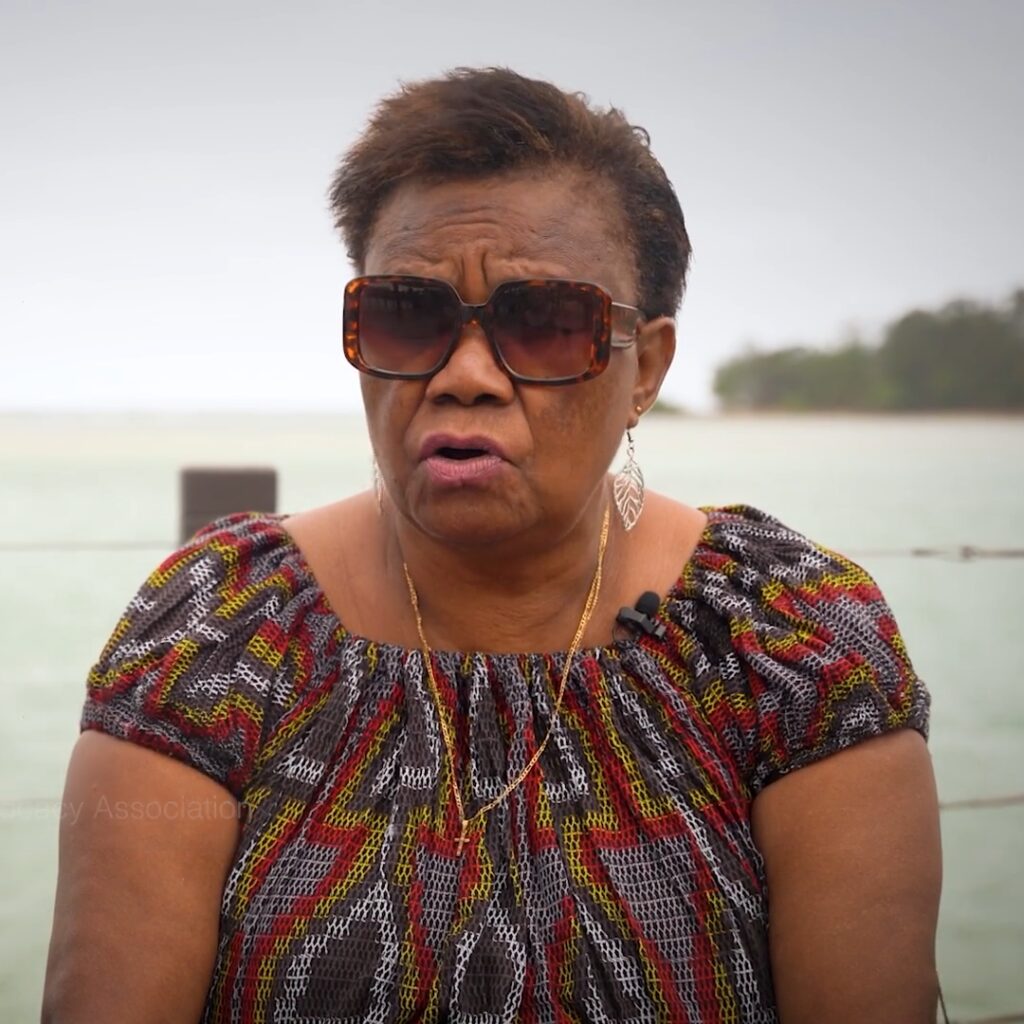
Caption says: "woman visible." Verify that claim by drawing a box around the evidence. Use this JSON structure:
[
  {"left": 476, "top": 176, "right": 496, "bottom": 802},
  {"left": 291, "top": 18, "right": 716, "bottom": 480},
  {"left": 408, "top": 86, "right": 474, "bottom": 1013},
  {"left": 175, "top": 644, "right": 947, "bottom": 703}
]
[{"left": 43, "top": 68, "right": 941, "bottom": 1023}]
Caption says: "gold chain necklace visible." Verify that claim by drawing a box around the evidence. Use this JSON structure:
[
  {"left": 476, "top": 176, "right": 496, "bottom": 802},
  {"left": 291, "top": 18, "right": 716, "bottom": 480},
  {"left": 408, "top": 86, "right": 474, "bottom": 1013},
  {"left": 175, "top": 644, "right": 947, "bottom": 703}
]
[{"left": 402, "top": 505, "right": 610, "bottom": 854}]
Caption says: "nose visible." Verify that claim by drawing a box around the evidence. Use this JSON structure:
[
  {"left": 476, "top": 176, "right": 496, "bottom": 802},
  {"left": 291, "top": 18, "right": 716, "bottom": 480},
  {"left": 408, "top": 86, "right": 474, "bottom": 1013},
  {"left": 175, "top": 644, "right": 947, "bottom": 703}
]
[{"left": 423, "top": 318, "right": 515, "bottom": 406}]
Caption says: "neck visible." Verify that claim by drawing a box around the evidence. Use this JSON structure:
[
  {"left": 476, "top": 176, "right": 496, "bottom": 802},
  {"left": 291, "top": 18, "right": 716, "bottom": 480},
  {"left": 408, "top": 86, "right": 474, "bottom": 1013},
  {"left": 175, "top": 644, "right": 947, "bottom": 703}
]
[{"left": 387, "top": 486, "right": 620, "bottom": 654}]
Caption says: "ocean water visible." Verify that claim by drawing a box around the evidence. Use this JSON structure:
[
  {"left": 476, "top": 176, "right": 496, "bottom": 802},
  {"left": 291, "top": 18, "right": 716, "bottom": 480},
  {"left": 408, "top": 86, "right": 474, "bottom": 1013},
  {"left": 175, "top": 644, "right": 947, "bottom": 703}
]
[{"left": 1, "top": 411, "right": 1022, "bottom": 1021}]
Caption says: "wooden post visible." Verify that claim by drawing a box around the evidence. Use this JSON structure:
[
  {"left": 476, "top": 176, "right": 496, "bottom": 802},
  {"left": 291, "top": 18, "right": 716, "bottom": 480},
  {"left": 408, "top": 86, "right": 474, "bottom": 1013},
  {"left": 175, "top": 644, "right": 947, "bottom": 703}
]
[{"left": 179, "top": 467, "right": 278, "bottom": 544}]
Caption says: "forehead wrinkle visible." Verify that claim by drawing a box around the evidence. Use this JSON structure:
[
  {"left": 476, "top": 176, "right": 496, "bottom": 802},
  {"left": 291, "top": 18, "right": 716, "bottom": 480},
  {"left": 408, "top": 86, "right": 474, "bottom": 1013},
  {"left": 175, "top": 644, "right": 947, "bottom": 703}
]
[
  {"left": 369, "top": 226, "right": 518, "bottom": 277},
  {"left": 378, "top": 239, "right": 631, "bottom": 302},
  {"left": 371, "top": 230, "right": 569, "bottom": 289},
  {"left": 372, "top": 185, "right": 603, "bottom": 259},
  {"left": 366, "top": 176, "right": 635, "bottom": 297}
]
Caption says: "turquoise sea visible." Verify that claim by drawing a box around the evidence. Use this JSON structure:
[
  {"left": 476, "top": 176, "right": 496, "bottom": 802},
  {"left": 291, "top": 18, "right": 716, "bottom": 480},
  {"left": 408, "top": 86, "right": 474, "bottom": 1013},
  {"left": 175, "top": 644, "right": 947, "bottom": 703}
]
[{"left": 1, "top": 411, "right": 1022, "bottom": 1022}]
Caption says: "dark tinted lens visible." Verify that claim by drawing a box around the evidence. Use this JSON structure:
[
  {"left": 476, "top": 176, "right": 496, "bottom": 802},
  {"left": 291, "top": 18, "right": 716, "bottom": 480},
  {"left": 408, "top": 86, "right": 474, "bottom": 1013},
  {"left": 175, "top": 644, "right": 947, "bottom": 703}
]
[
  {"left": 491, "top": 281, "right": 603, "bottom": 380},
  {"left": 356, "top": 279, "right": 458, "bottom": 375}
]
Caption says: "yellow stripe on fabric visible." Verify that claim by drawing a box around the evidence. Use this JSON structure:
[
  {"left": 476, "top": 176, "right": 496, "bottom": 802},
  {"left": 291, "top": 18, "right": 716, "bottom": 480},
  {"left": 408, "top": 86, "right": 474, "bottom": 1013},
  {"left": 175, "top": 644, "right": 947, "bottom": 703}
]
[
  {"left": 230, "top": 794, "right": 306, "bottom": 913},
  {"left": 728, "top": 616, "right": 756, "bottom": 641},
  {"left": 396, "top": 809, "right": 435, "bottom": 1016},
  {"left": 217, "top": 581, "right": 270, "bottom": 620},
  {"left": 888, "top": 630, "right": 911, "bottom": 658},
  {"left": 87, "top": 652, "right": 153, "bottom": 691},
  {"left": 559, "top": 823, "right": 609, "bottom": 915},
  {"left": 816, "top": 662, "right": 872, "bottom": 742},
  {"left": 365, "top": 642, "right": 381, "bottom": 675},
  {"left": 424, "top": 970, "right": 444, "bottom": 1021},
  {"left": 168, "top": 688, "right": 263, "bottom": 731},
  {"left": 758, "top": 733, "right": 785, "bottom": 776},
  {"left": 885, "top": 670, "right": 920, "bottom": 726},
  {"left": 628, "top": 924, "right": 673, "bottom": 1023},
  {"left": 695, "top": 676, "right": 756, "bottom": 718},
  {"left": 240, "top": 782, "right": 273, "bottom": 817},
  {"left": 202, "top": 539, "right": 293, "bottom": 622},
  {"left": 255, "top": 686, "right": 333, "bottom": 770},
  {"left": 463, "top": 825, "right": 495, "bottom": 906},
  {"left": 761, "top": 627, "right": 818, "bottom": 657},
  {"left": 146, "top": 548, "right": 201, "bottom": 588},
  {"left": 246, "top": 632, "right": 283, "bottom": 670},
  {"left": 254, "top": 920, "right": 330, "bottom": 1024},
  {"left": 253, "top": 935, "right": 286, "bottom": 1024},
  {"left": 91, "top": 626, "right": 201, "bottom": 693},
  {"left": 688, "top": 788, "right": 710, "bottom": 810},
  {"left": 798, "top": 563, "right": 872, "bottom": 597},
  {"left": 825, "top": 565, "right": 870, "bottom": 589},
  {"left": 100, "top": 615, "right": 132, "bottom": 659},
  {"left": 394, "top": 805, "right": 430, "bottom": 887},
  {"left": 312, "top": 813, "right": 385, "bottom": 917},
  {"left": 562, "top": 689, "right": 616, "bottom": 831},
  {"left": 559, "top": 825, "right": 632, "bottom": 940},
  {"left": 559, "top": 702, "right": 697, "bottom": 1023},
  {"left": 155, "top": 637, "right": 200, "bottom": 699},
  {"left": 645, "top": 641, "right": 700, "bottom": 704},
  {"left": 170, "top": 536, "right": 241, "bottom": 602},
  {"left": 557, "top": 912, "right": 582, "bottom": 1009},
  {"left": 594, "top": 684, "right": 677, "bottom": 820},
  {"left": 535, "top": 772, "right": 554, "bottom": 829},
  {"left": 297, "top": 705, "right": 397, "bottom": 921},
  {"left": 322, "top": 702, "right": 399, "bottom": 830},
  {"left": 707, "top": 891, "right": 740, "bottom": 1022},
  {"left": 508, "top": 827, "right": 524, "bottom": 903},
  {"left": 243, "top": 808, "right": 392, "bottom": 1020}
]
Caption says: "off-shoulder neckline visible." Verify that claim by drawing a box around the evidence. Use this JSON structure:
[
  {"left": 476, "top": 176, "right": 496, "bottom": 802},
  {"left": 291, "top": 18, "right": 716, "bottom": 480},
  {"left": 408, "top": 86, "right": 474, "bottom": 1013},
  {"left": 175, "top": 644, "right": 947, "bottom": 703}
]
[{"left": 244, "top": 505, "right": 759, "bottom": 661}]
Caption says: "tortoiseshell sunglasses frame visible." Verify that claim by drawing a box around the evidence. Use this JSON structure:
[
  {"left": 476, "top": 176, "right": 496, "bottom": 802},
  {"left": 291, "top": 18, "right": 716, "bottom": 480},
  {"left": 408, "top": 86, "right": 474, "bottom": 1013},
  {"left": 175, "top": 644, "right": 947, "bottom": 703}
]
[{"left": 343, "top": 275, "right": 644, "bottom": 385}]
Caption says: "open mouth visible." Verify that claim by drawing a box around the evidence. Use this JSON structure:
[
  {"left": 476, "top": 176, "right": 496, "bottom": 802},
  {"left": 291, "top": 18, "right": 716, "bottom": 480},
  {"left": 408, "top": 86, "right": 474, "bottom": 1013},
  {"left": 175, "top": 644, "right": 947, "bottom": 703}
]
[
  {"left": 421, "top": 439, "right": 506, "bottom": 484},
  {"left": 437, "top": 447, "right": 489, "bottom": 460}
]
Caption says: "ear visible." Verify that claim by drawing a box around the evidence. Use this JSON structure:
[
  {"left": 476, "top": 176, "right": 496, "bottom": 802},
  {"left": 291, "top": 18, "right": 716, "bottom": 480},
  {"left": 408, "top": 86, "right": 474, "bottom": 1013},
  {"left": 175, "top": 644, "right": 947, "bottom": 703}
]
[{"left": 630, "top": 316, "right": 676, "bottom": 425}]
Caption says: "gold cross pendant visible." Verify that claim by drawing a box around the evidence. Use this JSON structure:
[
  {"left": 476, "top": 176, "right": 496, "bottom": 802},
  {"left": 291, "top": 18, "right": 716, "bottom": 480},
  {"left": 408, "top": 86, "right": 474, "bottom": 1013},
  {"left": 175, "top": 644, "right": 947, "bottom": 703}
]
[{"left": 456, "top": 820, "right": 469, "bottom": 853}]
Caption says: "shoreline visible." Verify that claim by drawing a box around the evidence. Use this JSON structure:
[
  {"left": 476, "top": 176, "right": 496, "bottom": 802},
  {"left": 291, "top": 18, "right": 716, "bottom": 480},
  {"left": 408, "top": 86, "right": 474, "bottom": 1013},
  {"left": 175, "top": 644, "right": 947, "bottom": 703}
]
[{"left": 3, "top": 408, "right": 1024, "bottom": 424}]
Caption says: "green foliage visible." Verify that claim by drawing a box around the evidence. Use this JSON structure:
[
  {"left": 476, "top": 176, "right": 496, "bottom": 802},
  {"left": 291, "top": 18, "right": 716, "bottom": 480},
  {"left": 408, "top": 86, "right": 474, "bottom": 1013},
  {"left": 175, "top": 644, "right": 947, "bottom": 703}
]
[
  {"left": 650, "top": 396, "right": 688, "bottom": 415},
  {"left": 714, "top": 289, "right": 1024, "bottom": 412}
]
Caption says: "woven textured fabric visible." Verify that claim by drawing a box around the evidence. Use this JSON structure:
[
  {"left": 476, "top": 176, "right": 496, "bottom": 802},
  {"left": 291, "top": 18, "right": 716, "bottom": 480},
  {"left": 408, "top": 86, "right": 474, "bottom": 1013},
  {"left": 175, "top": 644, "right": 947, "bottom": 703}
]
[{"left": 81, "top": 504, "right": 930, "bottom": 1023}]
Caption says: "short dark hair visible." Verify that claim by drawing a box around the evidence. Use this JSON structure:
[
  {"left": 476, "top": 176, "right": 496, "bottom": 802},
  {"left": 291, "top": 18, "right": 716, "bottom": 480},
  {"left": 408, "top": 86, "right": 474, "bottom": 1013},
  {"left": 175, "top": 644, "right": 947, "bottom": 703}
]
[{"left": 328, "top": 67, "right": 691, "bottom": 318}]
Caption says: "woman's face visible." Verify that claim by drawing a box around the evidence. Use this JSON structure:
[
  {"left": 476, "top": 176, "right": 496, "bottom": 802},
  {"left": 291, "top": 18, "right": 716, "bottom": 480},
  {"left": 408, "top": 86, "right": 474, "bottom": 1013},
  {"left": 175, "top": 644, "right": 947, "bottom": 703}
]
[{"left": 360, "top": 171, "right": 674, "bottom": 549}]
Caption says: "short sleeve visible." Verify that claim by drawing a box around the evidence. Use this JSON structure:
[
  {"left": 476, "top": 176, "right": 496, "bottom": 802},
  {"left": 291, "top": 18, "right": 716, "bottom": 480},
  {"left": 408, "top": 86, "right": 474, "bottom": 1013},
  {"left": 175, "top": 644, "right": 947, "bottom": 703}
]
[
  {"left": 80, "top": 512, "right": 306, "bottom": 798},
  {"left": 671, "top": 504, "right": 931, "bottom": 796}
]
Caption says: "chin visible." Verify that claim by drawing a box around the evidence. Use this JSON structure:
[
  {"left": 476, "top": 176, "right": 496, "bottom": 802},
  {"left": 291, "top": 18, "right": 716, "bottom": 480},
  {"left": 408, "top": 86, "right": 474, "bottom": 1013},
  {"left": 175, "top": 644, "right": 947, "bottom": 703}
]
[{"left": 405, "top": 490, "right": 534, "bottom": 547}]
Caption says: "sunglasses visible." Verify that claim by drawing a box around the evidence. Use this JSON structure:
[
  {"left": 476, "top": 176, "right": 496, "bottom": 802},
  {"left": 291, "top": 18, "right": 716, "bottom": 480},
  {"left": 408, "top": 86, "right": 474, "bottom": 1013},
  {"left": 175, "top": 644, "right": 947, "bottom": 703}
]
[{"left": 343, "top": 275, "right": 644, "bottom": 385}]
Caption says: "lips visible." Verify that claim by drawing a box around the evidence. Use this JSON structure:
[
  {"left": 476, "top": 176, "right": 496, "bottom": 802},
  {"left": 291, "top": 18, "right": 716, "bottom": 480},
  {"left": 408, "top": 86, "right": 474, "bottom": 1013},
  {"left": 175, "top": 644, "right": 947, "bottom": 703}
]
[
  {"left": 418, "top": 434, "right": 509, "bottom": 462},
  {"left": 418, "top": 433, "right": 510, "bottom": 487}
]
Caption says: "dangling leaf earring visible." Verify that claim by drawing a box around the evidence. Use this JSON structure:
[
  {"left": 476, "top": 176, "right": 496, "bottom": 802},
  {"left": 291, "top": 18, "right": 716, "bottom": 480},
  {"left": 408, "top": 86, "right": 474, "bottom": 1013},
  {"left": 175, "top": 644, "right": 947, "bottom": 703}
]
[
  {"left": 613, "top": 407, "right": 645, "bottom": 531},
  {"left": 372, "top": 457, "right": 384, "bottom": 514}
]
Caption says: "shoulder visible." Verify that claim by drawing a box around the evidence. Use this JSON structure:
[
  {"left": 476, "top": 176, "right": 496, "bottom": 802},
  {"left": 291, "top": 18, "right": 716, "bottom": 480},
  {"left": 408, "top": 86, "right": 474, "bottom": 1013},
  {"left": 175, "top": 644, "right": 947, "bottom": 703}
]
[
  {"left": 679, "top": 502, "right": 880, "bottom": 602},
  {"left": 157, "top": 509, "right": 296, "bottom": 588},
  {"left": 117, "top": 509, "right": 312, "bottom": 641},
  {"left": 278, "top": 492, "right": 383, "bottom": 634},
  {"left": 279, "top": 492, "right": 378, "bottom": 579},
  {"left": 657, "top": 502, "right": 931, "bottom": 795},
  {"left": 81, "top": 509, "right": 328, "bottom": 796},
  {"left": 616, "top": 492, "right": 709, "bottom": 605}
]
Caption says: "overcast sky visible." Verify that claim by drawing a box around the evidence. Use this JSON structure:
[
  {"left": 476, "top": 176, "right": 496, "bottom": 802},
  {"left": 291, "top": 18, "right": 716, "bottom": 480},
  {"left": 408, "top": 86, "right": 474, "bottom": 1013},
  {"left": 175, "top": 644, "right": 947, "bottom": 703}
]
[{"left": 1, "top": 0, "right": 1021, "bottom": 414}]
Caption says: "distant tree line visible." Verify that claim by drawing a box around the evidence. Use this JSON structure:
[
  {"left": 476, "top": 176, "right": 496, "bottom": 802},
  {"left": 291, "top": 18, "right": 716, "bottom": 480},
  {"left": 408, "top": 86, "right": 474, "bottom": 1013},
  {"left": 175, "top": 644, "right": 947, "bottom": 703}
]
[{"left": 713, "top": 288, "right": 1024, "bottom": 411}]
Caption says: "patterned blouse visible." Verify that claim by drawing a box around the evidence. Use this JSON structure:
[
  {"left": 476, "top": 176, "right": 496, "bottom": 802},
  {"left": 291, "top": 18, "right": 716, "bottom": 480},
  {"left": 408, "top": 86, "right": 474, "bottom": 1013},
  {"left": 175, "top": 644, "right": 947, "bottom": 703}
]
[{"left": 81, "top": 504, "right": 930, "bottom": 1023}]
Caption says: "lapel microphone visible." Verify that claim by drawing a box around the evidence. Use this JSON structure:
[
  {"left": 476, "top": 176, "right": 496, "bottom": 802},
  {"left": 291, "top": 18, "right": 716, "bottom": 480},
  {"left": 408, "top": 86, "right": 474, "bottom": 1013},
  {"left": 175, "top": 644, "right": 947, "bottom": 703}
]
[{"left": 615, "top": 591, "right": 666, "bottom": 640}]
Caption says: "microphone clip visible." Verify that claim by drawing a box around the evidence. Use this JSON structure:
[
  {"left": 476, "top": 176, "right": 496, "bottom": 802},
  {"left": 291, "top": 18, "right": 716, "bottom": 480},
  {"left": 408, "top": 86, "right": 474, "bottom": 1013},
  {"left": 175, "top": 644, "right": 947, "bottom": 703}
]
[{"left": 615, "top": 596, "right": 666, "bottom": 641}]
